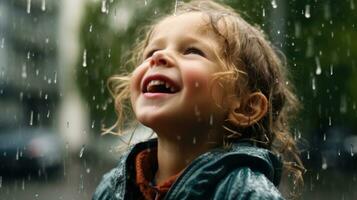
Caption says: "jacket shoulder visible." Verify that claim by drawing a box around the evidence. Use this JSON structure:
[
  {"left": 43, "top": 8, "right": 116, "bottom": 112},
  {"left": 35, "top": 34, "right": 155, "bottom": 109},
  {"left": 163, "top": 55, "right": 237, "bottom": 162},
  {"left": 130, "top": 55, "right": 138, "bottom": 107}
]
[
  {"left": 214, "top": 167, "right": 285, "bottom": 200},
  {"left": 92, "top": 151, "right": 129, "bottom": 200}
]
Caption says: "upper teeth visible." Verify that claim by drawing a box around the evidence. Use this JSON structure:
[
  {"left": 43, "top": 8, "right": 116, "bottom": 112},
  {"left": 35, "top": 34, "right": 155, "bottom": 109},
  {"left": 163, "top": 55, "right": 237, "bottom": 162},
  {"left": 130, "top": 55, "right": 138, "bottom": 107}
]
[{"left": 147, "top": 80, "right": 176, "bottom": 92}]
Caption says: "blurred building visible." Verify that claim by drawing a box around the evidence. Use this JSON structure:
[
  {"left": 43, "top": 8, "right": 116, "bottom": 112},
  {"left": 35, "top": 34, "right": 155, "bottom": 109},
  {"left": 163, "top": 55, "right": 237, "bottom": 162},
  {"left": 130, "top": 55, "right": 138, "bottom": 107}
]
[{"left": 0, "top": 0, "right": 59, "bottom": 130}]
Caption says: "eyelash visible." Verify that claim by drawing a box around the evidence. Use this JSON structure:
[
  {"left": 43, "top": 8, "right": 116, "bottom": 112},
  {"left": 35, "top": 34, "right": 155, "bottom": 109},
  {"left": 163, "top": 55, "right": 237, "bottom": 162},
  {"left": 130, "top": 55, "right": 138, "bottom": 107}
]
[{"left": 144, "top": 47, "right": 205, "bottom": 59}]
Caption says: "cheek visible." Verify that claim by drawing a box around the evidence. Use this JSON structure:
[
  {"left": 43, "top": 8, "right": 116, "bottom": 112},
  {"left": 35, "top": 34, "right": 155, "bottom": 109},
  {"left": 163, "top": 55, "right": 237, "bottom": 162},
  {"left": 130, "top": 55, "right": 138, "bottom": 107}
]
[{"left": 130, "top": 65, "right": 147, "bottom": 103}]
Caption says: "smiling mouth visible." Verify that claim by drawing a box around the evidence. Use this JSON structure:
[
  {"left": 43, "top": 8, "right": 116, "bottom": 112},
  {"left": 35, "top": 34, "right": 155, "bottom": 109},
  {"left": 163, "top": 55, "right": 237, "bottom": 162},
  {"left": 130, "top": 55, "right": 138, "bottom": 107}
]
[{"left": 144, "top": 80, "right": 179, "bottom": 94}]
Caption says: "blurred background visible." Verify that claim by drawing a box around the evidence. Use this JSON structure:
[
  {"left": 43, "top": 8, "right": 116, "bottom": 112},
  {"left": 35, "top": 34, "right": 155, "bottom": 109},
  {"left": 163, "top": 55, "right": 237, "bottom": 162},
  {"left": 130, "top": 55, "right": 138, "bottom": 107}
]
[{"left": 0, "top": 0, "right": 356, "bottom": 199}]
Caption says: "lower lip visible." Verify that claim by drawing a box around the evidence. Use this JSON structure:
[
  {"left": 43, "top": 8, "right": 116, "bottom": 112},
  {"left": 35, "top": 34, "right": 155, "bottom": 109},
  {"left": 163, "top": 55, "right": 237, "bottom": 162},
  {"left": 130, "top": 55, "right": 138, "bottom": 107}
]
[{"left": 143, "top": 93, "right": 173, "bottom": 98}]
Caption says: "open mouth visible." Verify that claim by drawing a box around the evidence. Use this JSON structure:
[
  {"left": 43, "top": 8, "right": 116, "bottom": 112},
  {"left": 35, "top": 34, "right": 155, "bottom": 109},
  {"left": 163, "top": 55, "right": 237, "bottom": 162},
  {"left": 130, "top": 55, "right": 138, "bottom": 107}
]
[{"left": 142, "top": 75, "right": 180, "bottom": 94}]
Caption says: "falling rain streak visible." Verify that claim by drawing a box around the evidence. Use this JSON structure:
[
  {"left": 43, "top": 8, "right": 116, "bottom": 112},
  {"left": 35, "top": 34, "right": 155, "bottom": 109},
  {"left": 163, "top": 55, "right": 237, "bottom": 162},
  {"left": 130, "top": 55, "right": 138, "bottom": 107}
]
[
  {"left": 271, "top": 0, "right": 277, "bottom": 8},
  {"left": 101, "top": 0, "right": 108, "bottom": 13},
  {"left": 0, "top": 38, "right": 4, "bottom": 48},
  {"left": 41, "top": 0, "right": 46, "bottom": 11},
  {"left": 315, "top": 57, "right": 322, "bottom": 75},
  {"left": 27, "top": 0, "right": 31, "bottom": 14},
  {"left": 29, "top": 110, "right": 34, "bottom": 125},
  {"left": 82, "top": 49, "right": 87, "bottom": 67},
  {"left": 304, "top": 5, "right": 311, "bottom": 18}
]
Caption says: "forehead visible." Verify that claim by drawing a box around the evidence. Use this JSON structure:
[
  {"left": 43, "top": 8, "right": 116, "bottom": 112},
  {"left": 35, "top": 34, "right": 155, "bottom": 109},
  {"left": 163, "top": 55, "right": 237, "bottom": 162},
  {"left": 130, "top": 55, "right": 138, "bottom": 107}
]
[{"left": 149, "top": 12, "right": 219, "bottom": 44}]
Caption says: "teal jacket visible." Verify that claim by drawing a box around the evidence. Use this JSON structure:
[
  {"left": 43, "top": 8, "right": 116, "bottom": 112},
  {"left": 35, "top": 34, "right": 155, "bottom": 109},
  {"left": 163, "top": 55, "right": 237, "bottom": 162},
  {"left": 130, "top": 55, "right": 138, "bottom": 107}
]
[{"left": 92, "top": 139, "right": 284, "bottom": 200}]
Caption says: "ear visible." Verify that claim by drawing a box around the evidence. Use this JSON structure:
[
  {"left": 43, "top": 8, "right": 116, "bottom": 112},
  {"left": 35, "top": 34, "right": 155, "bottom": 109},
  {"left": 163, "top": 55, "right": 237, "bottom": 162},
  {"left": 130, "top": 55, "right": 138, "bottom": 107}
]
[{"left": 227, "top": 92, "right": 268, "bottom": 127}]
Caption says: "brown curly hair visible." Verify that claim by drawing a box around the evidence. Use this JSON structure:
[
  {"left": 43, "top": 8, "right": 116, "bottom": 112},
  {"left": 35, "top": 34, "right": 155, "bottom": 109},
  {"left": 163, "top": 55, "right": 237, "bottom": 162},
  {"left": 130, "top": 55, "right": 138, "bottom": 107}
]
[{"left": 106, "top": 0, "right": 305, "bottom": 197}]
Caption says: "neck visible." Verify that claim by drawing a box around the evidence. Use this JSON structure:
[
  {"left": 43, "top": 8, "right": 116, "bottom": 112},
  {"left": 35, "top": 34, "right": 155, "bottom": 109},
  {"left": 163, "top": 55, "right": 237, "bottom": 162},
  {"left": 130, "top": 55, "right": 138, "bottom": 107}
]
[{"left": 154, "top": 128, "right": 222, "bottom": 185}]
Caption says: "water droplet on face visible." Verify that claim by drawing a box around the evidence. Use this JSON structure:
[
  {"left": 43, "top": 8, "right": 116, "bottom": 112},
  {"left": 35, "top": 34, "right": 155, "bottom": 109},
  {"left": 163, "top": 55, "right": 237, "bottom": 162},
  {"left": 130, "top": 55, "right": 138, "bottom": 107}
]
[
  {"left": 315, "top": 57, "right": 322, "bottom": 75},
  {"left": 304, "top": 5, "right": 311, "bottom": 18},
  {"left": 41, "top": 0, "right": 46, "bottom": 11},
  {"left": 27, "top": 0, "right": 31, "bottom": 14},
  {"left": 82, "top": 49, "right": 87, "bottom": 67},
  {"left": 271, "top": 0, "right": 277, "bottom": 8}
]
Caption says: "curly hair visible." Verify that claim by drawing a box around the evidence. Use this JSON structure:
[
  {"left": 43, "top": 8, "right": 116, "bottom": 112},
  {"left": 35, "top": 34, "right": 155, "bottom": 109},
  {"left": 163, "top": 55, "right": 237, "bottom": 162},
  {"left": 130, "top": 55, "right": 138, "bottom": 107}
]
[{"left": 106, "top": 0, "right": 305, "bottom": 197}]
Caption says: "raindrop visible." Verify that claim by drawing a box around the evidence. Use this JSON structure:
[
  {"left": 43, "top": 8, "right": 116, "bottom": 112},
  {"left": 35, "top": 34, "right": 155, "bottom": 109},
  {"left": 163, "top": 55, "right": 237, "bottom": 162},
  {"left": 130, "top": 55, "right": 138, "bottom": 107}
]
[
  {"left": 321, "top": 157, "right": 327, "bottom": 170},
  {"left": 338, "top": 149, "right": 341, "bottom": 156},
  {"left": 44, "top": 93, "right": 48, "bottom": 100},
  {"left": 307, "top": 151, "right": 310, "bottom": 160},
  {"left": 29, "top": 111, "right": 34, "bottom": 126},
  {"left": 351, "top": 0, "right": 355, "bottom": 10},
  {"left": 91, "top": 121, "right": 95, "bottom": 128},
  {"left": 311, "top": 77, "right": 316, "bottom": 90},
  {"left": 27, "top": 51, "right": 31, "bottom": 59},
  {"left": 323, "top": 3, "right": 330, "bottom": 20},
  {"left": 108, "top": 48, "right": 111, "bottom": 58},
  {"left": 315, "top": 57, "right": 322, "bottom": 75},
  {"left": 66, "top": 121, "right": 69, "bottom": 128},
  {"left": 86, "top": 168, "right": 91, "bottom": 174},
  {"left": 22, "top": 64, "right": 27, "bottom": 79},
  {"left": 101, "top": 0, "right": 107, "bottom": 13},
  {"left": 306, "top": 37, "right": 314, "bottom": 57},
  {"left": 271, "top": 0, "right": 277, "bottom": 8},
  {"left": 45, "top": 37, "right": 49, "bottom": 43},
  {"left": 35, "top": 194, "right": 39, "bottom": 199},
  {"left": 328, "top": 116, "right": 332, "bottom": 126},
  {"left": 0, "top": 176, "right": 2, "bottom": 188},
  {"left": 316, "top": 173, "right": 320, "bottom": 180},
  {"left": 22, "top": 179, "right": 25, "bottom": 190},
  {"left": 16, "top": 148, "right": 19, "bottom": 160},
  {"left": 340, "top": 95, "right": 347, "bottom": 113},
  {"left": 195, "top": 81, "right": 199, "bottom": 88},
  {"left": 192, "top": 137, "right": 196, "bottom": 144},
  {"left": 323, "top": 133, "right": 326, "bottom": 141},
  {"left": 36, "top": 69, "right": 39, "bottom": 76},
  {"left": 27, "top": 0, "right": 31, "bottom": 14},
  {"left": 144, "top": 0, "right": 147, "bottom": 6},
  {"left": 1, "top": 37, "right": 4, "bottom": 48},
  {"left": 82, "top": 49, "right": 87, "bottom": 67},
  {"left": 351, "top": 145, "right": 354, "bottom": 157},
  {"left": 262, "top": 8, "right": 265, "bottom": 17},
  {"left": 304, "top": 5, "right": 311, "bottom": 18},
  {"left": 89, "top": 24, "right": 93, "bottom": 32},
  {"left": 209, "top": 114, "right": 213, "bottom": 126},
  {"left": 174, "top": 0, "right": 179, "bottom": 15},
  {"left": 46, "top": 110, "right": 50, "bottom": 118},
  {"left": 79, "top": 145, "right": 85, "bottom": 158},
  {"left": 329, "top": 64, "right": 334, "bottom": 75},
  {"left": 54, "top": 72, "right": 57, "bottom": 84},
  {"left": 41, "top": 0, "right": 46, "bottom": 11}
]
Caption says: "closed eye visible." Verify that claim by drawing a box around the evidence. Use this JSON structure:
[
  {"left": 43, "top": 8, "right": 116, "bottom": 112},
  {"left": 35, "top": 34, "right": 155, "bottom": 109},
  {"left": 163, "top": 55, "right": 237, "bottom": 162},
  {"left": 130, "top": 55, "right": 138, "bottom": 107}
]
[{"left": 184, "top": 47, "right": 205, "bottom": 57}]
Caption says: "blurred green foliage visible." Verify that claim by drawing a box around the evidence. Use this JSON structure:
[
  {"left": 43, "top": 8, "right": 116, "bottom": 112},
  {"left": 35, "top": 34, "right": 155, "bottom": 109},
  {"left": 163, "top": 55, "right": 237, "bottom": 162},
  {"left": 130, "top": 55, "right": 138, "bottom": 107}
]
[{"left": 76, "top": 0, "right": 356, "bottom": 137}]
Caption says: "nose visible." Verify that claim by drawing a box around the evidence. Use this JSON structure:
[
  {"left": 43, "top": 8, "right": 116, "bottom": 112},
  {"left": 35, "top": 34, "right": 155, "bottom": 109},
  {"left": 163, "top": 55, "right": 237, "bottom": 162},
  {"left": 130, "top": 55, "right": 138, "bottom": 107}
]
[{"left": 149, "top": 50, "right": 173, "bottom": 67}]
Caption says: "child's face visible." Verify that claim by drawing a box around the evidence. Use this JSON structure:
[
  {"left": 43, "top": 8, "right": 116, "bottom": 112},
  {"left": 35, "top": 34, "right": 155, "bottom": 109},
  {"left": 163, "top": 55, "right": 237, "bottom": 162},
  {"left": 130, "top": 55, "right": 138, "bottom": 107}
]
[{"left": 130, "top": 12, "right": 229, "bottom": 133}]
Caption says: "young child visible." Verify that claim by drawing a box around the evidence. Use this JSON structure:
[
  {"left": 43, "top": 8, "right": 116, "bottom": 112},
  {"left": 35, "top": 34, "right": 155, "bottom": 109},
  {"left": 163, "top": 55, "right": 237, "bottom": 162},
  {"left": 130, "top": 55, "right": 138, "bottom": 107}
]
[{"left": 93, "top": 0, "right": 304, "bottom": 199}]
